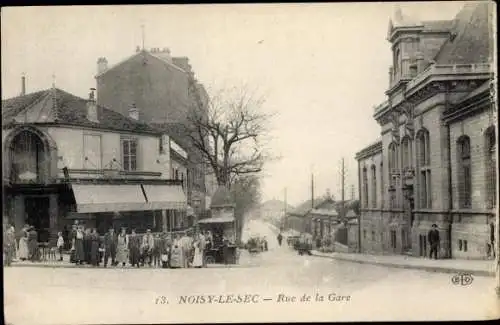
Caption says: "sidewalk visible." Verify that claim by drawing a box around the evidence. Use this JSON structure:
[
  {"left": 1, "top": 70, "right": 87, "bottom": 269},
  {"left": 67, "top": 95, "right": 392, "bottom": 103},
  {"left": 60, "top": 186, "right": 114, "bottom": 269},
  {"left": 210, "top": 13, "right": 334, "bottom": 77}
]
[{"left": 311, "top": 250, "right": 496, "bottom": 277}]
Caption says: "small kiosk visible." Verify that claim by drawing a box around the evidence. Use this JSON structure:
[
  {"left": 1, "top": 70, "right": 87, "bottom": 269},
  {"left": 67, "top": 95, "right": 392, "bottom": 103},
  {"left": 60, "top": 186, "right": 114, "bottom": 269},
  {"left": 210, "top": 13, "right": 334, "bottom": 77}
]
[{"left": 197, "top": 186, "right": 239, "bottom": 265}]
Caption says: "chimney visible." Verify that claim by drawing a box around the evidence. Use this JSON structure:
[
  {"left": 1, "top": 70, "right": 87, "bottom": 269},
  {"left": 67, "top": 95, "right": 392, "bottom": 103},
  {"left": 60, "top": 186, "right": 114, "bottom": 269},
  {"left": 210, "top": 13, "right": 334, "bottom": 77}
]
[
  {"left": 129, "top": 103, "right": 139, "bottom": 120},
  {"left": 87, "top": 88, "right": 99, "bottom": 123},
  {"left": 97, "top": 57, "right": 108, "bottom": 75},
  {"left": 21, "top": 73, "right": 26, "bottom": 96}
]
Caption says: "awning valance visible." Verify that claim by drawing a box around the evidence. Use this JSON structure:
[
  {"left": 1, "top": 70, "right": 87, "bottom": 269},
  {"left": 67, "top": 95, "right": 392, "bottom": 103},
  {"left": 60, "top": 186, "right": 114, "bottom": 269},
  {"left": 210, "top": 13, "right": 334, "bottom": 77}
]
[
  {"left": 197, "top": 216, "right": 235, "bottom": 224},
  {"left": 71, "top": 184, "right": 149, "bottom": 213},
  {"left": 143, "top": 184, "right": 187, "bottom": 210}
]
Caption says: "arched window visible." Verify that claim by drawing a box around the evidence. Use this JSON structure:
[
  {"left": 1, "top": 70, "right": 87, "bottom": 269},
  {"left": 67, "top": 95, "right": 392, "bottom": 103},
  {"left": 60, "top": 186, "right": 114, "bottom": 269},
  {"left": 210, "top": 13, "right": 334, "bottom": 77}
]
[
  {"left": 362, "top": 167, "right": 368, "bottom": 208},
  {"left": 371, "top": 165, "right": 377, "bottom": 208},
  {"left": 8, "top": 130, "right": 45, "bottom": 183},
  {"left": 485, "top": 127, "right": 496, "bottom": 208},
  {"left": 388, "top": 142, "right": 399, "bottom": 185},
  {"left": 401, "top": 136, "right": 413, "bottom": 169},
  {"left": 416, "top": 129, "right": 432, "bottom": 208},
  {"left": 380, "top": 161, "right": 384, "bottom": 208},
  {"left": 394, "top": 48, "right": 401, "bottom": 77},
  {"left": 457, "top": 136, "right": 471, "bottom": 208}
]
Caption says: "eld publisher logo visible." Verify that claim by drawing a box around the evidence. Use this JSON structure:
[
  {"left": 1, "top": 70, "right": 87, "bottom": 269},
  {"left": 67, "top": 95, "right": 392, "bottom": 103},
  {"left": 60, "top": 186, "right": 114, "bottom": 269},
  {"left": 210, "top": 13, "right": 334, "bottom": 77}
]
[{"left": 451, "top": 273, "right": 474, "bottom": 286}]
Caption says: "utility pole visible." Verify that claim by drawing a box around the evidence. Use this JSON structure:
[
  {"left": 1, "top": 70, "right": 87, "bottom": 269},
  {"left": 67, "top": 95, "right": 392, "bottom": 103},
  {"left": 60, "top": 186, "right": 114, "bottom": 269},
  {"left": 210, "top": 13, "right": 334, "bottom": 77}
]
[
  {"left": 283, "top": 187, "right": 287, "bottom": 231},
  {"left": 141, "top": 24, "right": 145, "bottom": 50},
  {"left": 339, "top": 158, "right": 347, "bottom": 221}
]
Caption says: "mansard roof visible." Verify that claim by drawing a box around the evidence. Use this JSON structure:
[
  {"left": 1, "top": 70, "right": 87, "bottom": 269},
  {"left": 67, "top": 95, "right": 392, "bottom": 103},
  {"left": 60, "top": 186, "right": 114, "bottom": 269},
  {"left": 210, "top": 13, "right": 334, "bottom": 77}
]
[{"left": 434, "top": 2, "right": 493, "bottom": 64}]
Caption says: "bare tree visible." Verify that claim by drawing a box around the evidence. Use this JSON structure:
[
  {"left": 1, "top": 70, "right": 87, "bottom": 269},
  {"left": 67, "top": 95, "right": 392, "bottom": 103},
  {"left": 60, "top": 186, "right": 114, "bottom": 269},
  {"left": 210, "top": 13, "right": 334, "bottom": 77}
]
[{"left": 185, "top": 85, "right": 275, "bottom": 188}]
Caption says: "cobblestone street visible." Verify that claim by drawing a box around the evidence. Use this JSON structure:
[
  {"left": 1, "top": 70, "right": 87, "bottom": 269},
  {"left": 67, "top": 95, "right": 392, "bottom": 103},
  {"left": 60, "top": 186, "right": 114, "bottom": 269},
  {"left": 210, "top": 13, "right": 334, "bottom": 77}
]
[{"left": 4, "top": 221, "right": 498, "bottom": 324}]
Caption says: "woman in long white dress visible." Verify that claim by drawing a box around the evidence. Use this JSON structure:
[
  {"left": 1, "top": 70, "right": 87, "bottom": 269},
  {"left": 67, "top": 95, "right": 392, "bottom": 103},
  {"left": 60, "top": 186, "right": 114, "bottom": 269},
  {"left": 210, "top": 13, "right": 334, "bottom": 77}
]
[
  {"left": 18, "top": 226, "right": 29, "bottom": 261},
  {"left": 192, "top": 238, "right": 203, "bottom": 268},
  {"left": 116, "top": 228, "right": 129, "bottom": 267}
]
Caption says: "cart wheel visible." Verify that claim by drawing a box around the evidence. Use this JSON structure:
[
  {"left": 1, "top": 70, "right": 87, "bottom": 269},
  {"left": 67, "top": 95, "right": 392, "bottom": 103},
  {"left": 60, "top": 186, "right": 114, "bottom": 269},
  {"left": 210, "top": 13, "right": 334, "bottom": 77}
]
[{"left": 205, "top": 256, "right": 215, "bottom": 265}]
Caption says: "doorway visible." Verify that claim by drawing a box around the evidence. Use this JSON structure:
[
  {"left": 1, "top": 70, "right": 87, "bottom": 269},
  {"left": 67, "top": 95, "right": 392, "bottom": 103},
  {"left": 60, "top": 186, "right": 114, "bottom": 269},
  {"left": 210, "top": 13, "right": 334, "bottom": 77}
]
[{"left": 25, "top": 196, "right": 50, "bottom": 242}]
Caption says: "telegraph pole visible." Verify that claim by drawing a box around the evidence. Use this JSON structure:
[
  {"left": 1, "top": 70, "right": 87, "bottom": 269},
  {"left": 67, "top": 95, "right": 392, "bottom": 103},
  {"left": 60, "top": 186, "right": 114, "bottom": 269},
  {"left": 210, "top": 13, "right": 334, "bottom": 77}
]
[
  {"left": 283, "top": 187, "right": 287, "bottom": 231},
  {"left": 339, "top": 158, "right": 347, "bottom": 221}
]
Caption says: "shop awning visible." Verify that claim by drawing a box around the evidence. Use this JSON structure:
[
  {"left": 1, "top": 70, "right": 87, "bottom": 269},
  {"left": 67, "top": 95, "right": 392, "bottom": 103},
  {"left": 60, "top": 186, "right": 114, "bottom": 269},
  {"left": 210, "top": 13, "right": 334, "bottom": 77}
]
[
  {"left": 197, "top": 216, "right": 235, "bottom": 224},
  {"left": 142, "top": 184, "right": 187, "bottom": 210},
  {"left": 71, "top": 184, "right": 149, "bottom": 213}
]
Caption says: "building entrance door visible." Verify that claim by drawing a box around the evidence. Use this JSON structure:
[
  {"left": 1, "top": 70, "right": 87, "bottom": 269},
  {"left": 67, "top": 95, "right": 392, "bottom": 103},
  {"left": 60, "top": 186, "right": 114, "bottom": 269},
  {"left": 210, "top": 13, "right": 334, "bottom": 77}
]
[{"left": 25, "top": 196, "right": 50, "bottom": 242}]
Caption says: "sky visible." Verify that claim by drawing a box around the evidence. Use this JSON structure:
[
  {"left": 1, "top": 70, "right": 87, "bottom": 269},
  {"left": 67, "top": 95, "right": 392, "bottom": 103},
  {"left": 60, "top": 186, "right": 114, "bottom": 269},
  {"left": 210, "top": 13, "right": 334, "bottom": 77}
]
[{"left": 2, "top": 2, "right": 467, "bottom": 206}]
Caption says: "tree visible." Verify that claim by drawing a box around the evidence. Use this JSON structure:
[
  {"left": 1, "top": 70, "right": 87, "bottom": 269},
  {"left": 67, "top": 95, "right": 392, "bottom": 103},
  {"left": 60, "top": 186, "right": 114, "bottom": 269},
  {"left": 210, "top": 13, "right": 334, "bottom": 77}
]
[
  {"left": 184, "top": 85, "right": 275, "bottom": 188},
  {"left": 230, "top": 175, "right": 262, "bottom": 241}
]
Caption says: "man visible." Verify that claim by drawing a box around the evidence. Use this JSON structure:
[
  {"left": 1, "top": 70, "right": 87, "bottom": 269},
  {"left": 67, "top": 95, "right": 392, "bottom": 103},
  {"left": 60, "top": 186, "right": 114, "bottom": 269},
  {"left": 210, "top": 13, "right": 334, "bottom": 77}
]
[
  {"left": 103, "top": 228, "right": 117, "bottom": 267},
  {"left": 141, "top": 229, "right": 155, "bottom": 266},
  {"left": 428, "top": 224, "right": 440, "bottom": 260},
  {"left": 277, "top": 233, "right": 283, "bottom": 247},
  {"left": 128, "top": 229, "right": 141, "bottom": 268},
  {"left": 3, "top": 224, "right": 16, "bottom": 266}
]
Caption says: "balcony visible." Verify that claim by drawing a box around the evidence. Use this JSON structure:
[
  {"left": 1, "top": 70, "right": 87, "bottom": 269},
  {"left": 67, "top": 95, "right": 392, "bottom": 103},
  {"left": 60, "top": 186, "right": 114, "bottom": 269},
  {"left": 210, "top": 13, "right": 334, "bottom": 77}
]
[{"left": 406, "top": 63, "right": 492, "bottom": 92}]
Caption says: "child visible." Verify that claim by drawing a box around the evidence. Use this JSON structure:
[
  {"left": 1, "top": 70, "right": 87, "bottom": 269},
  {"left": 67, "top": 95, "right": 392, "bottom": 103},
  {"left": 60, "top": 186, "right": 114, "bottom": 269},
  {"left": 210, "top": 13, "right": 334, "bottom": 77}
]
[{"left": 57, "top": 231, "right": 64, "bottom": 261}]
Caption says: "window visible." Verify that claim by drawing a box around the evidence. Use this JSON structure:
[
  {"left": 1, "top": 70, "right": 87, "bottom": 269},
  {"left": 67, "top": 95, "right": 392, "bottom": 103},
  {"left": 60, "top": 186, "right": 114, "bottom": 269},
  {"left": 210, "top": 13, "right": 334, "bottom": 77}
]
[
  {"left": 83, "top": 134, "right": 102, "bottom": 169},
  {"left": 458, "top": 239, "right": 462, "bottom": 251},
  {"left": 393, "top": 48, "right": 401, "bottom": 77},
  {"left": 417, "top": 129, "right": 432, "bottom": 208},
  {"left": 362, "top": 167, "right": 368, "bottom": 207},
  {"left": 121, "top": 137, "right": 138, "bottom": 171},
  {"left": 371, "top": 231, "right": 375, "bottom": 241},
  {"left": 463, "top": 240, "right": 468, "bottom": 252},
  {"left": 457, "top": 136, "right": 472, "bottom": 208},
  {"left": 401, "top": 136, "right": 413, "bottom": 169},
  {"left": 371, "top": 165, "right": 377, "bottom": 208},
  {"left": 388, "top": 142, "right": 399, "bottom": 186},
  {"left": 485, "top": 127, "right": 496, "bottom": 208},
  {"left": 363, "top": 229, "right": 367, "bottom": 239},
  {"left": 390, "top": 230, "right": 397, "bottom": 248},
  {"left": 380, "top": 162, "right": 384, "bottom": 208}
]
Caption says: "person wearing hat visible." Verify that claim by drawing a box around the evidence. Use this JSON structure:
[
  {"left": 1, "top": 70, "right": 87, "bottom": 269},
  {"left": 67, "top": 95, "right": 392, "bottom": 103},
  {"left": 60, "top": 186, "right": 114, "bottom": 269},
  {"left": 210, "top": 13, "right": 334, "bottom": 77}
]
[
  {"left": 141, "top": 229, "right": 154, "bottom": 267},
  {"left": 103, "top": 227, "right": 117, "bottom": 267},
  {"left": 128, "top": 228, "right": 141, "bottom": 268},
  {"left": 428, "top": 224, "right": 440, "bottom": 260}
]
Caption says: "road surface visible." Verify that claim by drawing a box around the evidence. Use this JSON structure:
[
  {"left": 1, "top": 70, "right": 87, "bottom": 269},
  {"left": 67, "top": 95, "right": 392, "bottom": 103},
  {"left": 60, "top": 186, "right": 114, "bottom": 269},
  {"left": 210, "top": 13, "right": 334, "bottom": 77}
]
[{"left": 4, "top": 220, "right": 498, "bottom": 324}]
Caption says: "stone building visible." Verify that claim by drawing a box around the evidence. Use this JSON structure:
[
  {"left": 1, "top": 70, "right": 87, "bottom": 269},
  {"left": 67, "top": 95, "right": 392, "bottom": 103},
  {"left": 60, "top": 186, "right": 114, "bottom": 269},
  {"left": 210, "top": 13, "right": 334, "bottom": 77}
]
[
  {"left": 94, "top": 47, "right": 216, "bottom": 220},
  {"left": 2, "top": 86, "right": 188, "bottom": 243},
  {"left": 355, "top": 3, "right": 496, "bottom": 260}
]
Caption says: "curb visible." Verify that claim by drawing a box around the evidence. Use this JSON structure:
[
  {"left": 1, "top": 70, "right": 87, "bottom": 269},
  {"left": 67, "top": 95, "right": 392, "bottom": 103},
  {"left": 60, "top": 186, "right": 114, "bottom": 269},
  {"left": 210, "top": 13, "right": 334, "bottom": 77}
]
[{"left": 311, "top": 253, "right": 495, "bottom": 277}]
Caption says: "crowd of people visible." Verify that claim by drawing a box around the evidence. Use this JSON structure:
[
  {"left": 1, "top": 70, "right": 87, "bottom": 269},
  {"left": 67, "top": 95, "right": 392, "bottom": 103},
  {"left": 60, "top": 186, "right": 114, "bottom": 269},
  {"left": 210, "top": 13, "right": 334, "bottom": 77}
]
[{"left": 3, "top": 221, "right": 217, "bottom": 269}]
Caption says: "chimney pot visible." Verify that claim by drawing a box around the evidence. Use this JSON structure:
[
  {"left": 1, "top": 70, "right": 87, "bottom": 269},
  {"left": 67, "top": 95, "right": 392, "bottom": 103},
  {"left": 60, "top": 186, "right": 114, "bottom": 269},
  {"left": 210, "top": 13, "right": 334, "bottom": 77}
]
[
  {"left": 97, "top": 57, "right": 108, "bottom": 75},
  {"left": 21, "top": 73, "right": 26, "bottom": 96},
  {"left": 129, "top": 103, "right": 140, "bottom": 120},
  {"left": 86, "top": 88, "right": 98, "bottom": 123}
]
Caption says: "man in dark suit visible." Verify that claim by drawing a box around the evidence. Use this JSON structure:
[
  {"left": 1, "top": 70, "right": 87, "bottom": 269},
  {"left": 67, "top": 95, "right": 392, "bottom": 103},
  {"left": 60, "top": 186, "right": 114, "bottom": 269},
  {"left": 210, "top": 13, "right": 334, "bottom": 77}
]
[
  {"left": 428, "top": 224, "right": 440, "bottom": 260},
  {"left": 103, "top": 228, "right": 117, "bottom": 267}
]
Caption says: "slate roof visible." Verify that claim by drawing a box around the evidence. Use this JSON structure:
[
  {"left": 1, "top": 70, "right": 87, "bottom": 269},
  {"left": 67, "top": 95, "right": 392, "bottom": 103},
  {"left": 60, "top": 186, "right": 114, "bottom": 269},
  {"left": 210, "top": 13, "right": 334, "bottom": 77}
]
[
  {"left": 2, "top": 88, "right": 159, "bottom": 134},
  {"left": 421, "top": 20, "right": 453, "bottom": 32},
  {"left": 434, "top": 2, "right": 493, "bottom": 64}
]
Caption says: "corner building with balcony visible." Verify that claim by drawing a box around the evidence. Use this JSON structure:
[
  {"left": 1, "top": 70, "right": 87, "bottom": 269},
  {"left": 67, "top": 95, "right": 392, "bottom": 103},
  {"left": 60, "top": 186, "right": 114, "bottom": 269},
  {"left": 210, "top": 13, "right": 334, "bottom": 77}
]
[{"left": 355, "top": 3, "right": 496, "bottom": 259}]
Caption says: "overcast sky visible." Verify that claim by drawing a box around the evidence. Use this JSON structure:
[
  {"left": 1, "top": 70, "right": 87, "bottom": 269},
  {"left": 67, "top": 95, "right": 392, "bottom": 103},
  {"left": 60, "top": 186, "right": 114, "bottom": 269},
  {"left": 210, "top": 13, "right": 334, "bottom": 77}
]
[{"left": 2, "top": 2, "right": 467, "bottom": 206}]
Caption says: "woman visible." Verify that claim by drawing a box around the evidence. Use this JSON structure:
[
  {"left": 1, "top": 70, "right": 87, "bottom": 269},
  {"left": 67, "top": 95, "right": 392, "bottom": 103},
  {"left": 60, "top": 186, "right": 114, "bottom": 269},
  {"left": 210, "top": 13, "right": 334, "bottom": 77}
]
[
  {"left": 72, "top": 226, "right": 85, "bottom": 265},
  {"left": 192, "top": 235, "right": 203, "bottom": 268},
  {"left": 28, "top": 226, "right": 39, "bottom": 262},
  {"left": 116, "top": 228, "right": 129, "bottom": 267},
  {"left": 160, "top": 234, "right": 171, "bottom": 269},
  {"left": 18, "top": 225, "right": 29, "bottom": 261},
  {"left": 169, "top": 243, "right": 182, "bottom": 269},
  {"left": 83, "top": 227, "right": 92, "bottom": 264},
  {"left": 128, "top": 229, "right": 141, "bottom": 268},
  {"left": 90, "top": 228, "right": 100, "bottom": 267}
]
